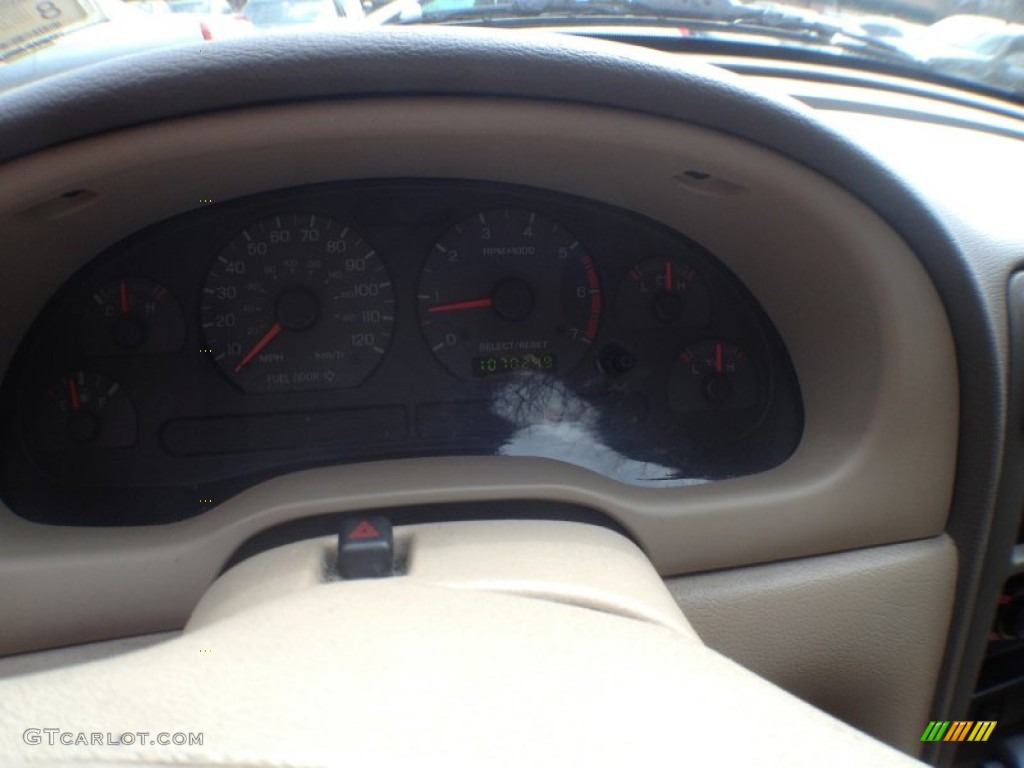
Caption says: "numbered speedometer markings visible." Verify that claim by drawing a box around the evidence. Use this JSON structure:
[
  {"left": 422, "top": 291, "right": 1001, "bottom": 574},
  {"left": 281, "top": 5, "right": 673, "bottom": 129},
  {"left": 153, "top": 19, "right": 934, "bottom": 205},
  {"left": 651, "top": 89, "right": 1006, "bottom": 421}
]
[
  {"left": 201, "top": 213, "right": 395, "bottom": 393},
  {"left": 417, "top": 208, "right": 602, "bottom": 380}
]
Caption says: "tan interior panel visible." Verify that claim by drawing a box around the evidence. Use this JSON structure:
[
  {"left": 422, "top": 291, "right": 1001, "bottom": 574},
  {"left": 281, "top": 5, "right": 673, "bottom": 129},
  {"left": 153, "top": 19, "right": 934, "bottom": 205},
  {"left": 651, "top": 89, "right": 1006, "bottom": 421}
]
[
  {"left": 668, "top": 534, "right": 957, "bottom": 755},
  {"left": 0, "top": 100, "right": 960, "bottom": 767},
  {"left": 188, "top": 520, "right": 698, "bottom": 637},
  {"left": 0, "top": 521, "right": 926, "bottom": 767},
  {"left": 0, "top": 633, "right": 176, "bottom": 682}
]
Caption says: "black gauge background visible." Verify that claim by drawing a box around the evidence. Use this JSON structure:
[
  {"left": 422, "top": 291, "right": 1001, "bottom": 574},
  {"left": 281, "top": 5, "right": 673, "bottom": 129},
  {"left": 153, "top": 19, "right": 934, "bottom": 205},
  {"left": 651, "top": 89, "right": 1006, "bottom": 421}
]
[{"left": 0, "top": 180, "right": 803, "bottom": 525}]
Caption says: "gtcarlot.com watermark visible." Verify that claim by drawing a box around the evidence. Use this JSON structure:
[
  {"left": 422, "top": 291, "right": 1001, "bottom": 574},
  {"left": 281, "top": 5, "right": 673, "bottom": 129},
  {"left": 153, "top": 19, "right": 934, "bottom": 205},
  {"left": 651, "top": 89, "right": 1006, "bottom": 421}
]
[{"left": 23, "top": 729, "right": 203, "bottom": 747}]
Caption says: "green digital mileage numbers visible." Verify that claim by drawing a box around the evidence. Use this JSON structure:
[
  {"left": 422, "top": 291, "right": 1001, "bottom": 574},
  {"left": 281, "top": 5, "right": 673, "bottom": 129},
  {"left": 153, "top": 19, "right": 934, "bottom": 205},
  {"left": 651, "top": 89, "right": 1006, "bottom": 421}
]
[{"left": 473, "top": 353, "right": 557, "bottom": 377}]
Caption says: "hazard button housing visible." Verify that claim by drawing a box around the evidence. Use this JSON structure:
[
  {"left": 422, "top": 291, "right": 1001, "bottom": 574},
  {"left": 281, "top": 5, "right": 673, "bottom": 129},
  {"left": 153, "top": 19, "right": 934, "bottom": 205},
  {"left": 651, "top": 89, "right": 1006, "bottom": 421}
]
[{"left": 337, "top": 516, "right": 394, "bottom": 579}]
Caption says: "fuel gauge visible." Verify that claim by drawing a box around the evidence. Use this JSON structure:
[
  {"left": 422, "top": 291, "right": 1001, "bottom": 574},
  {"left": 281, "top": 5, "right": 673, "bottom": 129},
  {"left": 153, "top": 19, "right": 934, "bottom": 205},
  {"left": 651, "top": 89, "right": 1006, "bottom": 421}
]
[
  {"left": 31, "top": 371, "right": 137, "bottom": 451},
  {"left": 616, "top": 257, "right": 711, "bottom": 328},
  {"left": 80, "top": 278, "right": 185, "bottom": 355},
  {"left": 669, "top": 340, "right": 758, "bottom": 412}
]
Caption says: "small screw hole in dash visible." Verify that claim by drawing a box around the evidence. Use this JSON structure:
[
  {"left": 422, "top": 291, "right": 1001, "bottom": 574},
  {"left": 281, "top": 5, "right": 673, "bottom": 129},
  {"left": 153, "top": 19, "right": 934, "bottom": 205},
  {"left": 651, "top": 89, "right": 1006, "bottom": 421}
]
[
  {"left": 16, "top": 189, "right": 99, "bottom": 220},
  {"left": 673, "top": 171, "right": 747, "bottom": 198}
]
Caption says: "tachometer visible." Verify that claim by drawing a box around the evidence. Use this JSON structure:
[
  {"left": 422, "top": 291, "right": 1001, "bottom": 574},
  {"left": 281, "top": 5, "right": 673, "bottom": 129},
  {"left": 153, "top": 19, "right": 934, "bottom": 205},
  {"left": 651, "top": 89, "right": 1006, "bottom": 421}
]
[
  {"left": 202, "top": 214, "right": 394, "bottom": 393},
  {"left": 417, "top": 209, "right": 601, "bottom": 380}
]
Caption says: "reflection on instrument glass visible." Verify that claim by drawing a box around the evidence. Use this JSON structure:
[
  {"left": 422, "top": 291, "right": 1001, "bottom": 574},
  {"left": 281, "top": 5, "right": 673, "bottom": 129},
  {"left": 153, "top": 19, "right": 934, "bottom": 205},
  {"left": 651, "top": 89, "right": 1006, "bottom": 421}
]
[{"left": 491, "top": 372, "right": 706, "bottom": 486}]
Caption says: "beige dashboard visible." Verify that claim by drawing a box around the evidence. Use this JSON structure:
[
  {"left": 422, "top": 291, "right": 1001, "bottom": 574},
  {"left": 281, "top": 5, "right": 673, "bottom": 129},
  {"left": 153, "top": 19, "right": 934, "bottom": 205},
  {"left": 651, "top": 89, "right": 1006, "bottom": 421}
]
[{"left": 0, "top": 73, "right": 964, "bottom": 760}]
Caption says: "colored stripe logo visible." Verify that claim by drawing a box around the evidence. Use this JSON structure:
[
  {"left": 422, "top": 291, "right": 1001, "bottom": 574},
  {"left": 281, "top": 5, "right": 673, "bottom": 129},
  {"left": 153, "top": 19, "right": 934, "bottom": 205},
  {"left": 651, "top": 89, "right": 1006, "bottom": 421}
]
[{"left": 921, "top": 721, "right": 997, "bottom": 742}]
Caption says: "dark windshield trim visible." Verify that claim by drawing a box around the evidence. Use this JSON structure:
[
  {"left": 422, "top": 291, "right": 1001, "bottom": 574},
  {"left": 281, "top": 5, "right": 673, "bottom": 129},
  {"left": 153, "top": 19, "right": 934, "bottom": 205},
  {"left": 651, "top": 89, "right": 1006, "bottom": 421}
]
[
  {"left": 717, "top": 56, "right": 1024, "bottom": 124},
  {"left": 563, "top": 31, "right": 1024, "bottom": 110},
  {"left": 398, "top": 11, "right": 915, "bottom": 65}
]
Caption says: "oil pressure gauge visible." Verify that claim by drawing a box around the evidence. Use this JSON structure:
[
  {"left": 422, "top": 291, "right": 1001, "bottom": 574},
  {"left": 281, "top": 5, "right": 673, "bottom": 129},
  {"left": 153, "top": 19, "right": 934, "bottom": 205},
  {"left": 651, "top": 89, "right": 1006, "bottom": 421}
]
[{"left": 616, "top": 257, "right": 710, "bottom": 329}]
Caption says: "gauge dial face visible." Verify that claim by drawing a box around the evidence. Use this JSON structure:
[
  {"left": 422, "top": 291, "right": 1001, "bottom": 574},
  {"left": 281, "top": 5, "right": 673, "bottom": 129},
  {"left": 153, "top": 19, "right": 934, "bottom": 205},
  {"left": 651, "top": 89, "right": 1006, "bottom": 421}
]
[
  {"left": 669, "top": 340, "right": 758, "bottom": 412},
  {"left": 32, "top": 371, "right": 137, "bottom": 451},
  {"left": 202, "top": 214, "right": 395, "bottom": 393},
  {"left": 80, "top": 278, "right": 185, "bottom": 355},
  {"left": 616, "top": 257, "right": 711, "bottom": 329},
  {"left": 417, "top": 209, "right": 601, "bottom": 380}
]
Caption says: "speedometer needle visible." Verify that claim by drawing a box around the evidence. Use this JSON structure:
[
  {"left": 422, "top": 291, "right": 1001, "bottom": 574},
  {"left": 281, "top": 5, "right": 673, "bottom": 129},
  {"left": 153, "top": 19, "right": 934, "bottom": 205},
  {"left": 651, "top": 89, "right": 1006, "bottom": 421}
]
[
  {"left": 428, "top": 297, "right": 493, "bottom": 313},
  {"left": 234, "top": 322, "right": 283, "bottom": 373}
]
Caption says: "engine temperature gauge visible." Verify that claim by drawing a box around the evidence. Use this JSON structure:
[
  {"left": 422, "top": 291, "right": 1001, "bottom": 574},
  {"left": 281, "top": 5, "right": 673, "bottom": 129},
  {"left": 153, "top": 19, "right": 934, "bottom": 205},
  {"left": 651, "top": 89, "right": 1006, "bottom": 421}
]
[
  {"left": 616, "top": 257, "right": 710, "bottom": 328},
  {"left": 669, "top": 340, "right": 758, "bottom": 412},
  {"left": 80, "top": 278, "right": 185, "bottom": 355},
  {"left": 31, "top": 371, "right": 137, "bottom": 451}
]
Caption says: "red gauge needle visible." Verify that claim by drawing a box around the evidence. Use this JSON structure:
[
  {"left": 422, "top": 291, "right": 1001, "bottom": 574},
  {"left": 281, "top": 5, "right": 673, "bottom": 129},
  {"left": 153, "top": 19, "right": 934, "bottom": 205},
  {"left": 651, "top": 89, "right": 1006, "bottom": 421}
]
[
  {"left": 119, "top": 281, "right": 131, "bottom": 314},
  {"left": 664, "top": 261, "right": 672, "bottom": 291},
  {"left": 428, "top": 297, "right": 493, "bottom": 313},
  {"left": 67, "top": 376, "right": 81, "bottom": 411},
  {"left": 715, "top": 342, "right": 724, "bottom": 375},
  {"left": 234, "top": 322, "right": 283, "bottom": 373}
]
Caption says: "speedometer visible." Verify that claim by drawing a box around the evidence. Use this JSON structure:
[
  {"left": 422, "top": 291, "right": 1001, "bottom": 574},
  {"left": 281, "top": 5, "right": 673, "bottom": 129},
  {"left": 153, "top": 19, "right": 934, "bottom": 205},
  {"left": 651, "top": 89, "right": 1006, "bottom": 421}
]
[
  {"left": 202, "top": 214, "right": 394, "bottom": 393},
  {"left": 417, "top": 209, "right": 601, "bottom": 380}
]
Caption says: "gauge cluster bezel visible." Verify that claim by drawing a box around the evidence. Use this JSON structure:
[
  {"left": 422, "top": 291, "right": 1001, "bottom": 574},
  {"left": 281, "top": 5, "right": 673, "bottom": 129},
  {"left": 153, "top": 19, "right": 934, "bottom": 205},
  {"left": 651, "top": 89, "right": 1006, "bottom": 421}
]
[{"left": 0, "top": 179, "right": 803, "bottom": 525}]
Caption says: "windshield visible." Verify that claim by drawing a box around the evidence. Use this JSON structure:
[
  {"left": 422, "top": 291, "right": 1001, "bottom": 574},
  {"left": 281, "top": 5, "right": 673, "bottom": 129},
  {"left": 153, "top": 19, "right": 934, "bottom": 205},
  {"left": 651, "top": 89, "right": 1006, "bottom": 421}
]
[{"left": 1, "top": 0, "right": 1023, "bottom": 101}]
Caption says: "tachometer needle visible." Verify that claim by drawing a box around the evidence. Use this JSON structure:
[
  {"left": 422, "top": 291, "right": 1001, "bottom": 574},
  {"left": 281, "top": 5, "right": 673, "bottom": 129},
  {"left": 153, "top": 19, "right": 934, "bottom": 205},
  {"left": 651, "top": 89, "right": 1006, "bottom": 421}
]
[
  {"left": 715, "top": 342, "right": 723, "bottom": 375},
  {"left": 664, "top": 261, "right": 672, "bottom": 291},
  {"left": 119, "top": 281, "right": 131, "bottom": 314},
  {"left": 428, "top": 297, "right": 493, "bottom": 313},
  {"left": 234, "top": 322, "right": 283, "bottom": 373}
]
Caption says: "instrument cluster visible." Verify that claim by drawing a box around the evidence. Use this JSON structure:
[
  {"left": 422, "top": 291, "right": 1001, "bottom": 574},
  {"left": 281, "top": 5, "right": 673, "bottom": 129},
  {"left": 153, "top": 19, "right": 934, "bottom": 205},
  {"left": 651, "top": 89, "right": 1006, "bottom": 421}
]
[{"left": 0, "top": 180, "right": 803, "bottom": 524}]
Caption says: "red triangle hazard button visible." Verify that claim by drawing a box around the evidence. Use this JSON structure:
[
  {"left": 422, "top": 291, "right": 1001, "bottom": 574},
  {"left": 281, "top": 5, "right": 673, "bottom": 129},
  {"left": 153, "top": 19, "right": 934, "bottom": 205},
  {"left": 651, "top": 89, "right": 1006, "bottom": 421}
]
[
  {"left": 348, "top": 520, "right": 381, "bottom": 540},
  {"left": 338, "top": 517, "right": 392, "bottom": 579}
]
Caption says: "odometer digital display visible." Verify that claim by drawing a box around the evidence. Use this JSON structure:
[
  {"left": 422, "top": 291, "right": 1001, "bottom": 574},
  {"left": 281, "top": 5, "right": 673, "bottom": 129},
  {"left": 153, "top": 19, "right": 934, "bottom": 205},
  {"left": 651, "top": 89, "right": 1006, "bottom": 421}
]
[{"left": 473, "top": 353, "right": 557, "bottom": 377}]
